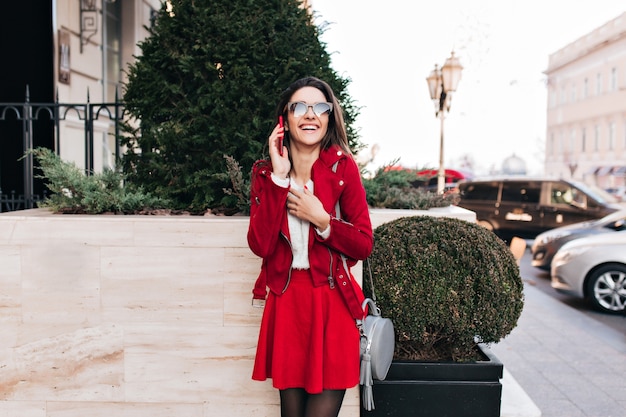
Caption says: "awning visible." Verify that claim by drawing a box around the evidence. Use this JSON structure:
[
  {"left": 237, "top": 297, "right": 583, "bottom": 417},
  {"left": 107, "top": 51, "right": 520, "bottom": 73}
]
[
  {"left": 596, "top": 166, "right": 613, "bottom": 176},
  {"left": 613, "top": 166, "right": 626, "bottom": 175}
]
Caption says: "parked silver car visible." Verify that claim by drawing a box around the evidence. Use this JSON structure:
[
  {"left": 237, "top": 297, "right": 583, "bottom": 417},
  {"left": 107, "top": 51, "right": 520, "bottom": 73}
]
[
  {"left": 531, "top": 210, "right": 626, "bottom": 270},
  {"left": 551, "top": 230, "right": 626, "bottom": 314}
]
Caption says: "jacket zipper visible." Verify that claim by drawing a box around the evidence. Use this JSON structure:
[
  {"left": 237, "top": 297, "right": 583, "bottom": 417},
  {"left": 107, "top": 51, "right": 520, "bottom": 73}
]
[
  {"left": 327, "top": 248, "right": 335, "bottom": 289},
  {"left": 280, "top": 231, "right": 293, "bottom": 294}
]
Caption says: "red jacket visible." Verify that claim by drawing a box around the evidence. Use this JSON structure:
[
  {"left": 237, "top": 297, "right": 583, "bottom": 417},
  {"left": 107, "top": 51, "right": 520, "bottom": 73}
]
[{"left": 247, "top": 145, "right": 373, "bottom": 300}]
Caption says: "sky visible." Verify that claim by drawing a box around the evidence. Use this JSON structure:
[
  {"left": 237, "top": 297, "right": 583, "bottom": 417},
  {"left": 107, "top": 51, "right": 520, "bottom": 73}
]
[{"left": 310, "top": 1, "right": 626, "bottom": 176}]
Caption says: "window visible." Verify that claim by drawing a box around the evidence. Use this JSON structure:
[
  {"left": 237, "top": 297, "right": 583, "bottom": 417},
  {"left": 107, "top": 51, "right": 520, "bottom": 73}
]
[
  {"left": 594, "top": 125, "right": 600, "bottom": 151},
  {"left": 570, "top": 129, "right": 575, "bottom": 152},
  {"left": 583, "top": 77, "right": 588, "bottom": 98},
  {"left": 501, "top": 182, "right": 540, "bottom": 204},
  {"left": 462, "top": 183, "right": 499, "bottom": 201},
  {"left": 611, "top": 67, "right": 617, "bottom": 92},
  {"left": 609, "top": 122, "right": 615, "bottom": 151},
  {"left": 99, "top": 1, "right": 122, "bottom": 170},
  {"left": 103, "top": 0, "right": 122, "bottom": 102},
  {"left": 550, "top": 182, "right": 585, "bottom": 207},
  {"left": 581, "top": 128, "right": 587, "bottom": 152},
  {"left": 570, "top": 84, "right": 576, "bottom": 102},
  {"left": 596, "top": 73, "right": 602, "bottom": 95}
]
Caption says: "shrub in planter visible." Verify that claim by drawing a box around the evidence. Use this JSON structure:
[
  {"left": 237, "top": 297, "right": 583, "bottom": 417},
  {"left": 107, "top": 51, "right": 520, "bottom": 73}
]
[
  {"left": 364, "top": 215, "right": 524, "bottom": 362},
  {"left": 362, "top": 166, "right": 455, "bottom": 210},
  {"left": 28, "top": 148, "right": 170, "bottom": 214}
]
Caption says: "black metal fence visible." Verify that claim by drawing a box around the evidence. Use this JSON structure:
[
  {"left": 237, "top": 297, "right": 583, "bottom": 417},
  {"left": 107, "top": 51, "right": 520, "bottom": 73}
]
[
  {"left": 0, "top": 87, "right": 125, "bottom": 212},
  {"left": 0, "top": 190, "right": 48, "bottom": 213}
]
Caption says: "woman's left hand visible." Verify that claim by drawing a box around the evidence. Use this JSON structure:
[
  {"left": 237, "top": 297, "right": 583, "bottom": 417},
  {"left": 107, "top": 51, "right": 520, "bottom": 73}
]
[{"left": 286, "top": 187, "right": 331, "bottom": 230}]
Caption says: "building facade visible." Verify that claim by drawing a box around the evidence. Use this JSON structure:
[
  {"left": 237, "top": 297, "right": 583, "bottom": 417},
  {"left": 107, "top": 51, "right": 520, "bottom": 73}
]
[
  {"left": 54, "top": 0, "right": 160, "bottom": 171},
  {"left": 0, "top": 0, "right": 159, "bottom": 209},
  {"left": 544, "top": 12, "right": 626, "bottom": 191}
]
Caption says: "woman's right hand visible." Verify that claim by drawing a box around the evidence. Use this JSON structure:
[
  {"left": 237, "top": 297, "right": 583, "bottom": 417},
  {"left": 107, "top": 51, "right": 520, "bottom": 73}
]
[{"left": 269, "top": 122, "right": 290, "bottom": 178}]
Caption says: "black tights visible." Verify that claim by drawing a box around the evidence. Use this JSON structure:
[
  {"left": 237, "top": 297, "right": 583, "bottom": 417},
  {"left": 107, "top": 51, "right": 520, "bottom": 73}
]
[{"left": 279, "top": 388, "right": 346, "bottom": 417}]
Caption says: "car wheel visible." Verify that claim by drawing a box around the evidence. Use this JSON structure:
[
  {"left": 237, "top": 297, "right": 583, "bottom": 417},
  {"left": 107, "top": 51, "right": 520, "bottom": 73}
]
[{"left": 586, "top": 263, "right": 626, "bottom": 314}]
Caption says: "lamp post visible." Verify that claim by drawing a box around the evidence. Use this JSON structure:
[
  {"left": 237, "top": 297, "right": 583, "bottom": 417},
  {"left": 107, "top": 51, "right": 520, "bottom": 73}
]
[{"left": 426, "top": 51, "right": 463, "bottom": 194}]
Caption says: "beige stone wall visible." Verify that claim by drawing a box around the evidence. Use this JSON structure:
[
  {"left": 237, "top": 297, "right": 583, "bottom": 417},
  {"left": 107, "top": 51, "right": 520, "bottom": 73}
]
[{"left": 0, "top": 207, "right": 474, "bottom": 417}]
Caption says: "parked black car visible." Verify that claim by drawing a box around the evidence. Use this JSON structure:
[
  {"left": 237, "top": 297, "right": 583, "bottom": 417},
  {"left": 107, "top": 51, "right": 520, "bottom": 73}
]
[{"left": 457, "top": 177, "right": 625, "bottom": 241}]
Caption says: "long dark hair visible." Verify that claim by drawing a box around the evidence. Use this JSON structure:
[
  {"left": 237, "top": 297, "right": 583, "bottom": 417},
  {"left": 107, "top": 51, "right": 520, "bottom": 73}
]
[{"left": 275, "top": 77, "right": 351, "bottom": 155}]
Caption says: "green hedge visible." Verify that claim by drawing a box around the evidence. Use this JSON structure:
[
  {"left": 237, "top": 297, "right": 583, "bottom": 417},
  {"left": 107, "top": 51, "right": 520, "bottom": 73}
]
[{"left": 365, "top": 215, "right": 524, "bottom": 361}]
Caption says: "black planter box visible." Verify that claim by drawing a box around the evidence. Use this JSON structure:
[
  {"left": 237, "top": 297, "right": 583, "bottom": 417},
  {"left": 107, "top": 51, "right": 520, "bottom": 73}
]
[{"left": 361, "top": 344, "right": 503, "bottom": 417}]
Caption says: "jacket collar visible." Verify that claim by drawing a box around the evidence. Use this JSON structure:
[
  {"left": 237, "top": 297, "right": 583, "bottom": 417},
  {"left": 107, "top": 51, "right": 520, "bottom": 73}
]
[{"left": 318, "top": 144, "right": 346, "bottom": 169}]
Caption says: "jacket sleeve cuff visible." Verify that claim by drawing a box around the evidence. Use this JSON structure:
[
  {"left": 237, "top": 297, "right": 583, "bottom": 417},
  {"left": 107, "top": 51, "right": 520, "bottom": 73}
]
[
  {"left": 315, "top": 223, "right": 331, "bottom": 239},
  {"left": 271, "top": 173, "right": 290, "bottom": 188}
]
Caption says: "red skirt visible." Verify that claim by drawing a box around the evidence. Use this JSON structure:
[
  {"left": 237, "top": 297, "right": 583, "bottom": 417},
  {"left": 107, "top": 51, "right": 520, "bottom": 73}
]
[{"left": 252, "top": 269, "right": 363, "bottom": 393}]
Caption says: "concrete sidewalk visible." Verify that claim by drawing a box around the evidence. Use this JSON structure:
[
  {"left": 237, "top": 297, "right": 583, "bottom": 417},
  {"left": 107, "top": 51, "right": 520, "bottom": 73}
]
[
  {"left": 492, "top": 253, "right": 626, "bottom": 417},
  {"left": 500, "top": 367, "right": 541, "bottom": 417}
]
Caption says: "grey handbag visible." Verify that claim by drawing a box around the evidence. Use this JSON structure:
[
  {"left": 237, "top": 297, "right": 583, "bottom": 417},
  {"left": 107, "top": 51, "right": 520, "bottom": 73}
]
[{"left": 358, "top": 260, "right": 395, "bottom": 411}]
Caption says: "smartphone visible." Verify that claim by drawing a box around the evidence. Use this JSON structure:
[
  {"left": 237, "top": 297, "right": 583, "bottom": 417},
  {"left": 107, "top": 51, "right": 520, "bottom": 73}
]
[{"left": 278, "top": 115, "right": 284, "bottom": 156}]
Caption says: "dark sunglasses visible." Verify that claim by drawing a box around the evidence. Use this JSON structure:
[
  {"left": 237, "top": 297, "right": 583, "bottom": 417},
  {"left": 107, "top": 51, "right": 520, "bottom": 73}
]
[{"left": 287, "top": 101, "right": 333, "bottom": 118}]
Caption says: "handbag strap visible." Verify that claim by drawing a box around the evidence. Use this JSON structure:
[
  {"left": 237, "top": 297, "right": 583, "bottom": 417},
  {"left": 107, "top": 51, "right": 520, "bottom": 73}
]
[
  {"left": 332, "top": 165, "right": 377, "bottom": 303},
  {"left": 331, "top": 160, "right": 378, "bottom": 318},
  {"left": 361, "top": 297, "right": 380, "bottom": 317},
  {"left": 365, "top": 257, "right": 377, "bottom": 303}
]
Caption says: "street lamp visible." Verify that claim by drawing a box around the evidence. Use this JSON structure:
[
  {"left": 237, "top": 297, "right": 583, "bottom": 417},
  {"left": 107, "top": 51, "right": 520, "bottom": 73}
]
[{"left": 426, "top": 51, "right": 463, "bottom": 194}]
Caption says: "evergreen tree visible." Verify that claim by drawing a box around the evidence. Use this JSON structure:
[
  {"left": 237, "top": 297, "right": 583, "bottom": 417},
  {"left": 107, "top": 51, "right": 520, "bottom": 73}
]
[{"left": 121, "top": 0, "right": 361, "bottom": 213}]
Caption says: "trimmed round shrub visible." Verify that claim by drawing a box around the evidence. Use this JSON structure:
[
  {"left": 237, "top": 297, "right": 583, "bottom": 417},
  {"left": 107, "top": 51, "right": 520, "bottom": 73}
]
[{"left": 365, "top": 215, "right": 524, "bottom": 362}]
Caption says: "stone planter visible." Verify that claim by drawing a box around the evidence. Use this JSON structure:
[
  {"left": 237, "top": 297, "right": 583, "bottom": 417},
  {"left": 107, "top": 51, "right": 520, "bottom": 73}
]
[
  {"left": 362, "top": 344, "right": 503, "bottom": 417},
  {"left": 0, "top": 206, "right": 474, "bottom": 417}
]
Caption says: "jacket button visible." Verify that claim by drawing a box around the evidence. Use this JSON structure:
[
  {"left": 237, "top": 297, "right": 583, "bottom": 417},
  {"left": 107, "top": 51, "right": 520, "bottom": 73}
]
[
  {"left": 339, "top": 180, "right": 344, "bottom": 186},
  {"left": 337, "top": 151, "right": 342, "bottom": 156},
  {"left": 339, "top": 274, "right": 344, "bottom": 279}
]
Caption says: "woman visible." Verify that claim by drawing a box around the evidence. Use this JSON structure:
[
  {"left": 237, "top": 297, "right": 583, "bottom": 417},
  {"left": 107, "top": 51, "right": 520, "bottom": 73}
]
[{"left": 247, "top": 77, "right": 373, "bottom": 417}]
